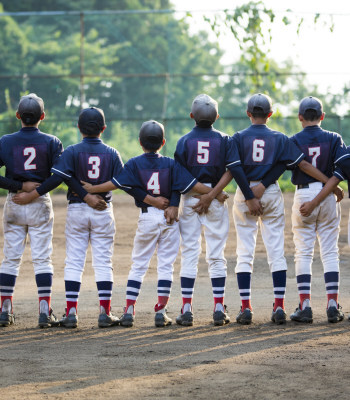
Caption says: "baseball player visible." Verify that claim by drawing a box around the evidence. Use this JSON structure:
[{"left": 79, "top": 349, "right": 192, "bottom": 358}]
[
  {"left": 0, "top": 94, "right": 62, "bottom": 328},
  {"left": 82, "top": 120, "right": 229, "bottom": 327},
  {"left": 286, "top": 97, "right": 349, "bottom": 323},
  {"left": 174, "top": 94, "right": 262, "bottom": 327},
  {"left": 229, "top": 93, "right": 332, "bottom": 325}
]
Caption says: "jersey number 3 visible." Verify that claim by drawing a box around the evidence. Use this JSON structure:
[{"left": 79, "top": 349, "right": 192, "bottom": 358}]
[
  {"left": 147, "top": 172, "right": 160, "bottom": 194},
  {"left": 88, "top": 156, "right": 101, "bottom": 179},
  {"left": 23, "top": 147, "right": 37, "bottom": 170}
]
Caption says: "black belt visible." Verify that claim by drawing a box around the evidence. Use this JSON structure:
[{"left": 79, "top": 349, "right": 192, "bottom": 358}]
[
  {"left": 297, "top": 183, "right": 324, "bottom": 189},
  {"left": 141, "top": 207, "right": 148, "bottom": 213}
]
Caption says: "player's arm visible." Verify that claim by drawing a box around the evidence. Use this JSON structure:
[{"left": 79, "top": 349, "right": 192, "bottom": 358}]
[
  {"left": 299, "top": 175, "right": 341, "bottom": 217},
  {"left": 0, "top": 176, "right": 40, "bottom": 193},
  {"left": 252, "top": 163, "right": 287, "bottom": 200},
  {"left": 81, "top": 180, "right": 116, "bottom": 193}
]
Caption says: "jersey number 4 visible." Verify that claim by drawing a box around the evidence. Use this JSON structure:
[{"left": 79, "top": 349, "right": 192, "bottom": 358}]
[
  {"left": 23, "top": 147, "right": 37, "bottom": 170},
  {"left": 147, "top": 172, "right": 160, "bottom": 194},
  {"left": 252, "top": 139, "right": 265, "bottom": 162},
  {"left": 88, "top": 156, "right": 101, "bottom": 179},
  {"left": 308, "top": 146, "right": 321, "bottom": 167}
]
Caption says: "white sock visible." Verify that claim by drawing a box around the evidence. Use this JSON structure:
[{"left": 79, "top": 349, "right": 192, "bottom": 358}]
[
  {"left": 126, "top": 305, "right": 134, "bottom": 314},
  {"left": 302, "top": 299, "right": 311, "bottom": 310},
  {"left": 327, "top": 298, "right": 337, "bottom": 309},
  {"left": 215, "top": 303, "right": 224, "bottom": 312},
  {"left": 100, "top": 306, "right": 106, "bottom": 314},
  {"left": 68, "top": 307, "right": 77, "bottom": 315},
  {"left": 2, "top": 299, "right": 12, "bottom": 313},
  {"left": 156, "top": 307, "right": 166, "bottom": 315},
  {"left": 183, "top": 303, "right": 192, "bottom": 313},
  {"left": 39, "top": 300, "right": 49, "bottom": 315}
]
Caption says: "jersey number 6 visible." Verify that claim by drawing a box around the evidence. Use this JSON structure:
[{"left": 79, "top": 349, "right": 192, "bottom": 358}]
[{"left": 252, "top": 139, "right": 265, "bottom": 162}]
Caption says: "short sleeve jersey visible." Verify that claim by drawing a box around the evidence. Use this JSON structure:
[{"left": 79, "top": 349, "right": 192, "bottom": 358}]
[
  {"left": 113, "top": 152, "right": 197, "bottom": 208},
  {"left": 0, "top": 127, "right": 63, "bottom": 182},
  {"left": 290, "top": 126, "right": 350, "bottom": 185},
  {"left": 52, "top": 137, "right": 123, "bottom": 203},
  {"left": 174, "top": 125, "right": 241, "bottom": 185},
  {"left": 233, "top": 124, "right": 304, "bottom": 181}
]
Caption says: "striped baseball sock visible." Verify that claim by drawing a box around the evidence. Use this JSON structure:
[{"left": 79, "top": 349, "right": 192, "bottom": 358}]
[
  {"left": 125, "top": 280, "right": 141, "bottom": 314},
  {"left": 272, "top": 270, "right": 286, "bottom": 311},
  {"left": 211, "top": 277, "right": 226, "bottom": 310},
  {"left": 155, "top": 279, "right": 172, "bottom": 312},
  {"left": 180, "top": 277, "right": 195, "bottom": 308},
  {"left": 0, "top": 273, "right": 16, "bottom": 312},
  {"left": 96, "top": 281, "right": 113, "bottom": 314},
  {"left": 237, "top": 272, "right": 252, "bottom": 310},
  {"left": 297, "top": 274, "right": 311, "bottom": 309},
  {"left": 35, "top": 273, "right": 52, "bottom": 314},
  {"left": 324, "top": 271, "right": 339, "bottom": 307},
  {"left": 65, "top": 280, "right": 81, "bottom": 315}
]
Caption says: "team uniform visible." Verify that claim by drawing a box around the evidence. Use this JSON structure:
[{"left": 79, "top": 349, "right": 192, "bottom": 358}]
[
  {"left": 113, "top": 152, "right": 197, "bottom": 327},
  {"left": 52, "top": 136, "right": 123, "bottom": 328},
  {"left": 0, "top": 126, "right": 62, "bottom": 326},
  {"left": 232, "top": 123, "right": 305, "bottom": 323},
  {"left": 174, "top": 124, "right": 254, "bottom": 325},
  {"left": 290, "top": 125, "right": 349, "bottom": 322}
]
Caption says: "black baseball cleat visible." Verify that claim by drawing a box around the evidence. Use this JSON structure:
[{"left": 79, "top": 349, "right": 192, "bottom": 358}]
[
  {"left": 38, "top": 308, "right": 60, "bottom": 328},
  {"left": 213, "top": 305, "right": 230, "bottom": 326},
  {"left": 59, "top": 312, "right": 78, "bottom": 328},
  {"left": 0, "top": 311, "right": 15, "bottom": 327},
  {"left": 155, "top": 310, "right": 172, "bottom": 327},
  {"left": 119, "top": 311, "right": 134, "bottom": 327},
  {"left": 176, "top": 308, "right": 194, "bottom": 326},
  {"left": 98, "top": 312, "right": 120, "bottom": 328},
  {"left": 290, "top": 304, "right": 313, "bottom": 323},
  {"left": 236, "top": 307, "right": 253, "bottom": 325},
  {"left": 271, "top": 306, "right": 287, "bottom": 324},
  {"left": 327, "top": 304, "right": 344, "bottom": 323}
]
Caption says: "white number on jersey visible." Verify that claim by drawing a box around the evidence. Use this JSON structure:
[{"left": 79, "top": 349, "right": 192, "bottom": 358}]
[
  {"left": 197, "top": 141, "right": 210, "bottom": 164},
  {"left": 23, "top": 147, "right": 37, "bottom": 170},
  {"left": 88, "top": 156, "right": 101, "bottom": 179},
  {"left": 147, "top": 172, "right": 160, "bottom": 194},
  {"left": 252, "top": 139, "right": 265, "bottom": 162},
  {"left": 308, "top": 146, "right": 321, "bottom": 167}
]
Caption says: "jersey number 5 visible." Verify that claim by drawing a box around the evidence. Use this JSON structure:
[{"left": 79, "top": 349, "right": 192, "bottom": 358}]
[
  {"left": 147, "top": 172, "right": 160, "bottom": 194},
  {"left": 23, "top": 147, "right": 37, "bottom": 170},
  {"left": 252, "top": 139, "right": 265, "bottom": 162},
  {"left": 308, "top": 146, "right": 321, "bottom": 167},
  {"left": 197, "top": 141, "right": 210, "bottom": 164},
  {"left": 88, "top": 156, "right": 101, "bottom": 179}
]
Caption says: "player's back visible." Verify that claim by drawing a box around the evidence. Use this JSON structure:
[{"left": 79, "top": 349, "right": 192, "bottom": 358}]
[
  {"left": 233, "top": 124, "right": 299, "bottom": 181},
  {"left": 0, "top": 127, "right": 62, "bottom": 183},
  {"left": 174, "top": 125, "right": 234, "bottom": 185},
  {"left": 53, "top": 136, "right": 123, "bottom": 203},
  {"left": 291, "top": 126, "right": 348, "bottom": 184}
]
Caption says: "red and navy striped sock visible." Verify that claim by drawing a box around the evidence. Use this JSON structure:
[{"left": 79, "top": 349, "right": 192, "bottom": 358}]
[
  {"left": 0, "top": 273, "right": 16, "bottom": 312},
  {"left": 96, "top": 281, "right": 113, "bottom": 314},
  {"left": 237, "top": 272, "right": 252, "bottom": 310}
]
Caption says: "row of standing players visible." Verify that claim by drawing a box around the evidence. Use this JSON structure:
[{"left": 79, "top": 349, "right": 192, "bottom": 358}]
[{"left": 0, "top": 92, "right": 349, "bottom": 329}]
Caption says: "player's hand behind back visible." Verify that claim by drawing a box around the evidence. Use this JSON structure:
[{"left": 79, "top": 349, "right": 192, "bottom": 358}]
[
  {"left": 12, "top": 190, "right": 39, "bottom": 205},
  {"left": 81, "top": 181, "right": 94, "bottom": 193},
  {"left": 251, "top": 183, "right": 266, "bottom": 200},
  {"left": 333, "top": 185, "right": 344, "bottom": 202},
  {"left": 22, "top": 181, "right": 40, "bottom": 192},
  {"left": 164, "top": 206, "right": 179, "bottom": 225},
  {"left": 84, "top": 194, "right": 107, "bottom": 211},
  {"left": 246, "top": 198, "right": 263, "bottom": 216}
]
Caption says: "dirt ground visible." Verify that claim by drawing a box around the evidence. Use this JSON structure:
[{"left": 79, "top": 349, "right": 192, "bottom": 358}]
[{"left": 1, "top": 192, "right": 350, "bottom": 400}]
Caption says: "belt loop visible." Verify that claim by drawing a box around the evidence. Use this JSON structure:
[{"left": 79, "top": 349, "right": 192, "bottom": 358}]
[{"left": 141, "top": 207, "right": 148, "bottom": 213}]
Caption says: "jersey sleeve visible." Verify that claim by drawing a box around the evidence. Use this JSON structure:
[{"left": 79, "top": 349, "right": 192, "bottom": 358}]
[
  {"left": 50, "top": 137, "right": 64, "bottom": 165},
  {"left": 261, "top": 163, "right": 287, "bottom": 188},
  {"left": 51, "top": 146, "right": 75, "bottom": 179},
  {"left": 174, "top": 138, "right": 187, "bottom": 168},
  {"left": 332, "top": 134, "right": 350, "bottom": 166},
  {"left": 225, "top": 136, "right": 242, "bottom": 171},
  {"left": 334, "top": 156, "right": 350, "bottom": 181},
  {"left": 111, "top": 161, "right": 136, "bottom": 191},
  {"left": 171, "top": 161, "right": 197, "bottom": 194},
  {"left": 0, "top": 176, "right": 22, "bottom": 191},
  {"left": 283, "top": 137, "right": 305, "bottom": 169}
]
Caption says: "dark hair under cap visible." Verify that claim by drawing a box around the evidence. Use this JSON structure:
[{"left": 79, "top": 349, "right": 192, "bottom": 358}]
[{"left": 78, "top": 107, "right": 105, "bottom": 136}]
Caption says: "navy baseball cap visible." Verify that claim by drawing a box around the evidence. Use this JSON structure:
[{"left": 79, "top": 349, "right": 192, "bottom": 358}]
[
  {"left": 191, "top": 94, "right": 218, "bottom": 124},
  {"left": 299, "top": 96, "right": 323, "bottom": 117},
  {"left": 17, "top": 93, "right": 44, "bottom": 125},
  {"left": 139, "top": 120, "right": 164, "bottom": 144},
  {"left": 78, "top": 107, "right": 105, "bottom": 135},
  {"left": 247, "top": 93, "right": 272, "bottom": 114}
]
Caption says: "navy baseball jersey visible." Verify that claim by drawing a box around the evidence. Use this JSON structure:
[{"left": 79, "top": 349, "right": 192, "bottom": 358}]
[
  {"left": 52, "top": 137, "right": 123, "bottom": 203},
  {"left": 233, "top": 124, "right": 304, "bottom": 181},
  {"left": 290, "top": 126, "right": 350, "bottom": 185},
  {"left": 174, "top": 126, "right": 241, "bottom": 185},
  {"left": 112, "top": 152, "right": 197, "bottom": 208},
  {"left": 0, "top": 127, "right": 63, "bottom": 183}
]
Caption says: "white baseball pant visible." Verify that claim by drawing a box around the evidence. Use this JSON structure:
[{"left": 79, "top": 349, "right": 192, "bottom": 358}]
[
  {"left": 128, "top": 207, "right": 180, "bottom": 283},
  {"left": 292, "top": 182, "right": 340, "bottom": 275},
  {"left": 0, "top": 193, "right": 54, "bottom": 276},
  {"left": 64, "top": 202, "right": 115, "bottom": 283},
  {"left": 179, "top": 190, "right": 229, "bottom": 279},
  {"left": 233, "top": 182, "right": 287, "bottom": 274}
]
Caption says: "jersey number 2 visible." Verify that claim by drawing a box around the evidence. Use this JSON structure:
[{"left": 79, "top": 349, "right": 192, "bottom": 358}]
[
  {"left": 147, "top": 172, "right": 160, "bottom": 194},
  {"left": 23, "top": 147, "right": 37, "bottom": 170},
  {"left": 88, "top": 156, "right": 100, "bottom": 179}
]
